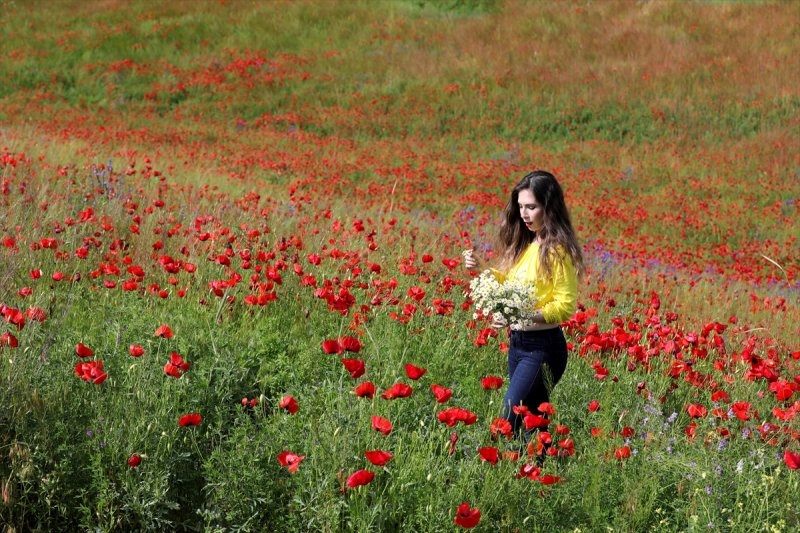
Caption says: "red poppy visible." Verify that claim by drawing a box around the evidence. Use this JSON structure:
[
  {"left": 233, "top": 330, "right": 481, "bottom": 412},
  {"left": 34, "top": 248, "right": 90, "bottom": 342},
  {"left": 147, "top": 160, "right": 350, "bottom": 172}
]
[
  {"left": 537, "top": 402, "right": 556, "bottom": 416},
  {"left": 277, "top": 451, "right": 305, "bottom": 473},
  {"left": 3, "top": 307, "right": 25, "bottom": 329},
  {"left": 75, "top": 342, "right": 94, "bottom": 358},
  {"left": 128, "top": 344, "right": 145, "bottom": 357},
  {"left": 0, "top": 332, "right": 18, "bottom": 348},
  {"left": 74, "top": 360, "right": 108, "bottom": 384},
  {"left": 407, "top": 286, "right": 426, "bottom": 301},
  {"left": 769, "top": 379, "right": 796, "bottom": 402},
  {"left": 430, "top": 384, "right": 453, "bottom": 403},
  {"left": 322, "top": 339, "right": 343, "bottom": 354},
  {"left": 614, "top": 445, "right": 632, "bottom": 460},
  {"left": 371, "top": 415, "right": 392, "bottom": 435},
  {"left": 710, "top": 390, "right": 730, "bottom": 403},
  {"left": 25, "top": 307, "right": 46, "bottom": 321},
  {"left": 437, "top": 407, "right": 478, "bottom": 427},
  {"left": 341, "top": 358, "right": 366, "bottom": 379},
  {"left": 732, "top": 401, "right": 751, "bottom": 421},
  {"left": 279, "top": 395, "right": 299, "bottom": 414},
  {"left": 164, "top": 352, "right": 190, "bottom": 378},
  {"left": 512, "top": 405, "right": 530, "bottom": 416},
  {"left": 517, "top": 463, "right": 541, "bottom": 480},
  {"left": 154, "top": 324, "right": 174, "bottom": 338},
  {"left": 381, "top": 383, "right": 413, "bottom": 400},
  {"left": 588, "top": 400, "right": 601, "bottom": 412},
  {"left": 364, "top": 450, "right": 393, "bottom": 466},
  {"left": 523, "top": 413, "right": 550, "bottom": 430},
  {"left": 686, "top": 403, "right": 708, "bottom": 419},
  {"left": 338, "top": 335, "right": 362, "bottom": 353},
  {"left": 354, "top": 381, "right": 376, "bottom": 398},
  {"left": 480, "top": 376, "right": 503, "bottom": 390},
  {"left": 241, "top": 397, "right": 258, "bottom": 409},
  {"left": 478, "top": 446, "right": 499, "bottom": 465},
  {"left": 490, "top": 417, "right": 512, "bottom": 439},
  {"left": 449, "top": 432, "right": 458, "bottom": 455},
  {"left": 784, "top": 450, "right": 800, "bottom": 470},
  {"left": 127, "top": 453, "right": 142, "bottom": 468},
  {"left": 685, "top": 422, "right": 698, "bottom": 441},
  {"left": 346, "top": 469, "right": 375, "bottom": 488},
  {"left": 539, "top": 474, "right": 562, "bottom": 485},
  {"left": 178, "top": 413, "right": 202, "bottom": 427},
  {"left": 454, "top": 502, "right": 481, "bottom": 528},
  {"left": 404, "top": 363, "right": 427, "bottom": 380}
]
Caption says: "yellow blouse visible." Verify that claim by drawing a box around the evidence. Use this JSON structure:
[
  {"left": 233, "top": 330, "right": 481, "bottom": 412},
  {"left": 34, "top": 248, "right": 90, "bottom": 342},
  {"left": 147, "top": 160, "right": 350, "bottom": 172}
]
[{"left": 504, "top": 242, "right": 578, "bottom": 324}]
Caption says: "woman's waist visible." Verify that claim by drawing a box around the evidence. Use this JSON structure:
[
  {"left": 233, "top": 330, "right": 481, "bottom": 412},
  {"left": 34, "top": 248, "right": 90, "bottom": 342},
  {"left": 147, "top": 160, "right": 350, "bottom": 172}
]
[{"left": 510, "top": 323, "right": 560, "bottom": 333}]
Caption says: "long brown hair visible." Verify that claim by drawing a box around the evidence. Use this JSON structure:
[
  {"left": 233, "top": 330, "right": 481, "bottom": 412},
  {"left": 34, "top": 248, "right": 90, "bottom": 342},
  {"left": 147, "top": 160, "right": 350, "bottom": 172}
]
[{"left": 496, "top": 170, "right": 584, "bottom": 279}]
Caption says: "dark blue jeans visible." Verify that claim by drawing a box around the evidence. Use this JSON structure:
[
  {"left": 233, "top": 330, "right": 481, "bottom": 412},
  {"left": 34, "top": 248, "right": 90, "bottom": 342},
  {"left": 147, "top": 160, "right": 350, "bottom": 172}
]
[{"left": 503, "top": 327, "right": 569, "bottom": 437}]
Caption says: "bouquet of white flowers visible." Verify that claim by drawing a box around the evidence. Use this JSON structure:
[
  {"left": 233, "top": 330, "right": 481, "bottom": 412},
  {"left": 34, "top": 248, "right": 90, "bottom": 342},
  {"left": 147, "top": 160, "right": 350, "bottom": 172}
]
[{"left": 467, "top": 268, "right": 538, "bottom": 328}]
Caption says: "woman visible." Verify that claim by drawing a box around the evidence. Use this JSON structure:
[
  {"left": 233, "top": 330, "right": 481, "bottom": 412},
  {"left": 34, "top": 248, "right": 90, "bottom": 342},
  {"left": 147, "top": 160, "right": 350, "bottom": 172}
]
[{"left": 464, "top": 170, "right": 583, "bottom": 441}]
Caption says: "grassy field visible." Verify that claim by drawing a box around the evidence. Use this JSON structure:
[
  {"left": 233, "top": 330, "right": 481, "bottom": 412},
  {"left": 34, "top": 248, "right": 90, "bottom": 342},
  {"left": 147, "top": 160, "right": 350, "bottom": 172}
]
[{"left": 1, "top": 0, "right": 799, "bottom": 531}]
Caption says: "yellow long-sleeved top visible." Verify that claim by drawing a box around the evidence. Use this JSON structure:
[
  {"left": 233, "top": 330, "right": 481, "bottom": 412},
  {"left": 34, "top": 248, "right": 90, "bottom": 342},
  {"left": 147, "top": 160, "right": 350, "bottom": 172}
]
[{"left": 504, "top": 242, "right": 578, "bottom": 324}]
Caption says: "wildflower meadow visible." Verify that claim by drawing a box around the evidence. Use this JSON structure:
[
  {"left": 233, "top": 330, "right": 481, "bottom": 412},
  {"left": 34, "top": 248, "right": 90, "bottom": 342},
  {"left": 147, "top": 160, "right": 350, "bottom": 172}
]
[{"left": 1, "top": 1, "right": 799, "bottom": 531}]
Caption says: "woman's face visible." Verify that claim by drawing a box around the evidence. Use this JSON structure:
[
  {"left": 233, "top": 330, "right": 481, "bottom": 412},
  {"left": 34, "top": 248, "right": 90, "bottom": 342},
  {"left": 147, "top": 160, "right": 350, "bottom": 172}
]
[{"left": 518, "top": 189, "right": 544, "bottom": 233}]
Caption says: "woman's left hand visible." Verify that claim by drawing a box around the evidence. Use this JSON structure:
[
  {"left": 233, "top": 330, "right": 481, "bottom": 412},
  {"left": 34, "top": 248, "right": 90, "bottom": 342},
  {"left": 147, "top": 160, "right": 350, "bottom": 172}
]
[{"left": 490, "top": 314, "right": 508, "bottom": 329}]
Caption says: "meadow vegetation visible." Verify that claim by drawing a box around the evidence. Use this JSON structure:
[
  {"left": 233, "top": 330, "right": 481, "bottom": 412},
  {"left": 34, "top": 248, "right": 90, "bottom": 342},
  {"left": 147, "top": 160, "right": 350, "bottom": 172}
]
[{"left": 1, "top": 0, "right": 799, "bottom": 531}]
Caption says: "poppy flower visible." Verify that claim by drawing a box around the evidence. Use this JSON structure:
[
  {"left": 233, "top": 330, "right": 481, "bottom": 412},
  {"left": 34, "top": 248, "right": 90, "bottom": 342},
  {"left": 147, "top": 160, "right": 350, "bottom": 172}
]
[
  {"left": 407, "top": 286, "right": 426, "bottom": 301},
  {"left": 338, "top": 335, "right": 362, "bottom": 353},
  {"left": 74, "top": 360, "right": 107, "bottom": 384},
  {"left": 75, "top": 342, "right": 94, "bottom": 358},
  {"left": 404, "top": 363, "right": 427, "bottom": 380},
  {"left": 346, "top": 469, "right": 375, "bottom": 488},
  {"left": 478, "top": 446, "right": 499, "bottom": 465},
  {"left": 537, "top": 402, "right": 556, "bottom": 416},
  {"left": 371, "top": 415, "right": 393, "bottom": 436},
  {"left": 178, "top": 413, "right": 202, "bottom": 427},
  {"left": 437, "top": 407, "right": 478, "bottom": 427},
  {"left": 364, "top": 450, "right": 393, "bottom": 466},
  {"left": 277, "top": 451, "right": 305, "bottom": 473},
  {"left": 0, "top": 332, "right": 18, "bottom": 348},
  {"left": 341, "top": 358, "right": 366, "bottom": 379},
  {"left": 449, "top": 432, "right": 458, "bottom": 455},
  {"left": 430, "top": 384, "right": 452, "bottom": 403},
  {"left": 322, "top": 339, "right": 343, "bottom": 355},
  {"left": 588, "top": 400, "right": 601, "bottom": 412},
  {"left": 381, "top": 383, "right": 413, "bottom": 400},
  {"left": 490, "top": 417, "right": 512, "bottom": 439},
  {"left": 127, "top": 453, "right": 142, "bottom": 468},
  {"left": 539, "top": 474, "right": 562, "bottom": 485},
  {"left": 454, "top": 502, "right": 481, "bottom": 528},
  {"left": 686, "top": 403, "right": 708, "bottom": 419},
  {"left": 164, "top": 352, "right": 190, "bottom": 378},
  {"left": 523, "top": 413, "right": 550, "bottom": 430},
  {"left": 129, "top": 344, "right": 145, "bottom": 357},
  {"left": 784, "top": 450, "right": 800, "bottom": 470},
  {"left": 517, "top": 463, "right": 541, "bottom": 480},
  {"left": 354, "top": 381, "right": 376, "bottom": 398},
  {"left": 480, "top": 376, "right": 503, "bottom": 390},
  {"left": 25, "top": 307, "right": 46, "bottom": 321},
  {"left": 241, "top": 397, "right": 258, "bottom": 409},
  {"left": 732, "top": 401, "right": 751, "bottom": 421},
  {"left": 614, "top": 445, "right": 632, "bottom": 460},
  {"left": 154, "top": 324, "right": 174, "bottom": 338},
  {"left": 279, "top": 395, "right": 299, "bottom": 414}
]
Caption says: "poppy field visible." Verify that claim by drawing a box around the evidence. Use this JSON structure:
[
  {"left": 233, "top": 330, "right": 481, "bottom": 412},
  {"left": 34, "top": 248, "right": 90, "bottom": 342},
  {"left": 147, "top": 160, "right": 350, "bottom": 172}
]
[{"left": 1, "top": 0, "right": 799, "bottom": 531}]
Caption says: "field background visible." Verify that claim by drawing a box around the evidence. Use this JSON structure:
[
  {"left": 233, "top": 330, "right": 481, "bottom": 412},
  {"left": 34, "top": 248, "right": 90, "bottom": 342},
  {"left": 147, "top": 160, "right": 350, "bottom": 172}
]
[{"left": 1, "top": 0, "right": 799, "bottom": 531}]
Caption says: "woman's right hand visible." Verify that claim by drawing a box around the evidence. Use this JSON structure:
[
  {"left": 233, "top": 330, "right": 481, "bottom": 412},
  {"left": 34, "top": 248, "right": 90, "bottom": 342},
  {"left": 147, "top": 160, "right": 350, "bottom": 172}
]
[{"left": 462, "top": 249, "right": 478, "bottom": 269}]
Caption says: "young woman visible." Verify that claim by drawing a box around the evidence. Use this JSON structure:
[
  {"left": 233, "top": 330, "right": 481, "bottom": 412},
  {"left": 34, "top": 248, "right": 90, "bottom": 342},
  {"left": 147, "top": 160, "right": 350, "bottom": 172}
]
[{"left": 464, "top": 170, "right": 584, "bottom": 441}]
